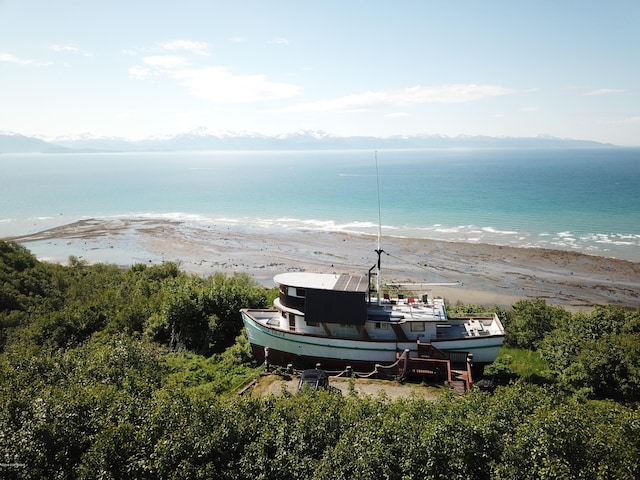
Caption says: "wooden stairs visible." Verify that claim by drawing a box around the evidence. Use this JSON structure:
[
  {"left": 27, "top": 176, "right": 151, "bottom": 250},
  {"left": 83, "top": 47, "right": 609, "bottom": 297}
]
[{"left": 397, "top": 340, "right": 474, "bottom": 393}]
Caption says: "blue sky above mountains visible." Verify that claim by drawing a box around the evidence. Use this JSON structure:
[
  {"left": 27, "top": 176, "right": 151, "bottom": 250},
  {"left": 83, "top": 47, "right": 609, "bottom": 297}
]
[{"left": 1, "top": 1, "right": 639, "bottom": 145}]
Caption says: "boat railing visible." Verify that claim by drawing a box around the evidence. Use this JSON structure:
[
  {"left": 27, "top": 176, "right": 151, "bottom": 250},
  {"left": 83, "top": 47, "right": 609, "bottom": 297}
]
[
  {"left": 448, "top": 312, "right": 500, "bottom": 322},
  {"left": 241, "top": 308, "right": 281, "bottom": 321}
]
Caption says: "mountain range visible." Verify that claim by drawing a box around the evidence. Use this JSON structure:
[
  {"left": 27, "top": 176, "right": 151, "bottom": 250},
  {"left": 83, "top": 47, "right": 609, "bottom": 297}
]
[{"left": 0, "top": 129, "right": 614, "bottom": 153}]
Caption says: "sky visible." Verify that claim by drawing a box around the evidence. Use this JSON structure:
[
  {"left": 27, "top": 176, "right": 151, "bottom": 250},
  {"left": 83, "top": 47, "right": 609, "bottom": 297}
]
[{"left": 1, "top": 1, "right": 639, "bottom": 145}]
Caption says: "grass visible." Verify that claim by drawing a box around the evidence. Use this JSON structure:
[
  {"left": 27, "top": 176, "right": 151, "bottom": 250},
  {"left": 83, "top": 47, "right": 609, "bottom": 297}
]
[
  {"left": 162, "top": 332, "right": 265, "bottom": 394},
  {"left": 485, "top": 346, "right": 553, "bottom": 385}
]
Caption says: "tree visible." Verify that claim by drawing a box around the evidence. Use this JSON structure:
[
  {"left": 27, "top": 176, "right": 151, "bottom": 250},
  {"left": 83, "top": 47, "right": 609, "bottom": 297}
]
[
  {"left": 540, "top": 305, "right": 640, "bottom": 401},
  {"left": 504, "top": 298, "right": 569, "bottom": 349}
]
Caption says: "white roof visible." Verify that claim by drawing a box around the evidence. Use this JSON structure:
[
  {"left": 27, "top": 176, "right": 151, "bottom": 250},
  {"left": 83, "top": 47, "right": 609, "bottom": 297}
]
[
  {"left": 274, "top": 272, "right": 369, "bottom": 292},
  {"left": 274, "top": 272, "right": 341, "bottom": 290}
]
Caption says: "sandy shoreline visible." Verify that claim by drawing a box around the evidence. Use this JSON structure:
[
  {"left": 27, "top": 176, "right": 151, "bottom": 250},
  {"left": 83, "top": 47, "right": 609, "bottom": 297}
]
[{"left": 4, "top": 217, "right": 640, "bottom": 310}]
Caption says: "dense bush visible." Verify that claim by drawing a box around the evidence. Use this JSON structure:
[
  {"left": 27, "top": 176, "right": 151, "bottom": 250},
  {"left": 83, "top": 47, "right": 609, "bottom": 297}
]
[
  {"left": 539, "top": 305, "right": 640, "bottom": 401},
  {"left": 1, "top": 241, "right": 640, "bottom": 478},
  {"left": 2, "top": 375, "right": 639, "bottom": 479},
  {"left": 494, "top": 297, "right": 640, "bottom": 402},
  {"left": 501, "top": 298, "right": 569, "bottom": 349},
  {"left": 0, "top": 243, "right": 268, "bottom": 356}
]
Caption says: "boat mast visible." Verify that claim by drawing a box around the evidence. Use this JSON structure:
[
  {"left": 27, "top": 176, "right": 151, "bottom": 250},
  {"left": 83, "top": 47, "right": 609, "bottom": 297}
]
[{"left": 375, "top": 150, "right": 383, "bottom": 304}]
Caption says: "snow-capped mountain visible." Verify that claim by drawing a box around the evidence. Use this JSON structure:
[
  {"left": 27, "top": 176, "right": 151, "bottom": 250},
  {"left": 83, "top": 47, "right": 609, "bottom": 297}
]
[
  {"left": 0, "top": 129, "right": 613, "bottom": 153},
  {"left": 0, "top": 131, "right": 69, "bottom": 153}
]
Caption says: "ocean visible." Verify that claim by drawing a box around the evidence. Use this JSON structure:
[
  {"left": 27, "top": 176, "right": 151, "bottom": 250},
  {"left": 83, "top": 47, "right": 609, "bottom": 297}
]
[{"left": 1, "top": 148, "right": 639, "bottom": 262}]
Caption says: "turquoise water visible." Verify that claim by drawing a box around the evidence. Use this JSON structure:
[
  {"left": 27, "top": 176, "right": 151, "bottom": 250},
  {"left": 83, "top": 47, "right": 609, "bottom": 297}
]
[{"left": 1, "top": 148, "right": 639, "bottom": 261}]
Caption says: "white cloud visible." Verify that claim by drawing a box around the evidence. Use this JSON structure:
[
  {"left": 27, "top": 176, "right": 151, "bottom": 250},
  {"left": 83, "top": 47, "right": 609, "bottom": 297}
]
[
  {"left": 143, "top": 55, "right": 187, "bottom": 69},
  {"left": 129, "top": 39, "right": 299, "bottom": 103},
  {"left": 171, "top": 66, "right": 300, "bottom": 102},
  {"left": 160, "top": 40, "right": 210, "bottom": 56},
  {"left": 0, "top": 53, "right": 51, "bottom": 66},
  {"left": 229, "top": 36, "right": 246, "bottom": 43},
  {"left": 49, "top": 44, "right": 92, "bottom": 57},
  {"left": 129, "top": 65, "right": 150, "bottom": 79},
  {"left": 385, "top": 112, "right": 410, "bottom": 118},
  {"left": 272, "top": 38, "right": 290, "bottom": 46},
  {"left": 608, "top": 116, "right": 640, "bottom": 125},
  {"left": 582, "top": 88, "right": 626, "bottom": 96},
  {"left": 0, "top": 53, "right": 30, "bottom": 65},
  {"left": 272, "top": 84, "right": 515, "bottom": 113}
]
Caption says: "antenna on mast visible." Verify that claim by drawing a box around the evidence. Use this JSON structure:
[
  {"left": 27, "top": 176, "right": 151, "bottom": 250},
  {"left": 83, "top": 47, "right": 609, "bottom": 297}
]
[{"left": 375, "top": 150, "right": 383, "bottom": 304}]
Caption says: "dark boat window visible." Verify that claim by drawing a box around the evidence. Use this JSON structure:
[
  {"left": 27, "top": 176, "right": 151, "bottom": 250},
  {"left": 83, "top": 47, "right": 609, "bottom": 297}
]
[
  {"left": 410, "top": 322, "right": 425, "bottom": 332},
  {"left": 286, "top": 286, "right": 306, "bottom": 298}
]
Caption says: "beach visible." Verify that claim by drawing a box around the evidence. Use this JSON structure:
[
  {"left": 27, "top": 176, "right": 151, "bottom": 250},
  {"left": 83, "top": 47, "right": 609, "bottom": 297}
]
[{"left": 5, "top": 217, "right": 639, "bottom": 311}]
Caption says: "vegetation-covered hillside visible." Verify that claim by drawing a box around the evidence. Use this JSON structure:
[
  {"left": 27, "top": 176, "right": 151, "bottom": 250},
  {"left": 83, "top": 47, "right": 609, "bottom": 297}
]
[{"left": 1, "top": 241, "right": 639, "bottom": 479}]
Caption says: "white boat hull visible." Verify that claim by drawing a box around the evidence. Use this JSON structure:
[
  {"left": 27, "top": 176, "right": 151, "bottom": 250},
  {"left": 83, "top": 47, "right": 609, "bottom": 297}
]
[{"left": 242, "top": 310, "right": 504, "bottom": 370}]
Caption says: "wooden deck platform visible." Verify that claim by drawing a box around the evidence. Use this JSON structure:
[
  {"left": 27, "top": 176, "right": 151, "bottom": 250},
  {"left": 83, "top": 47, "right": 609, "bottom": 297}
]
[{"left": 396, "top": 340, "right": 474, "bottom": 392}]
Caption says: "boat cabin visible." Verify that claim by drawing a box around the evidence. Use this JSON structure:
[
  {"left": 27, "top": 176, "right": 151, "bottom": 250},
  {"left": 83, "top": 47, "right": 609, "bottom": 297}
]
[{"left": 275, "top": 272, "right": 369, "bottom": 326}]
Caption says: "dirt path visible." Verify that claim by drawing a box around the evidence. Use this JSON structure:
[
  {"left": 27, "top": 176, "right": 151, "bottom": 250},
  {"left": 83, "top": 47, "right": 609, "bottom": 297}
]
[{"left": 248, "top": 374, "right": 445, "bottom": 400}]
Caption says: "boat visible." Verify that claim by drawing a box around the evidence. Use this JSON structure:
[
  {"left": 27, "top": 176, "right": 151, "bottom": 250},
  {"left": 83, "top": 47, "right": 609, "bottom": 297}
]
[
  {"left": 240, "top": 257, "right": 505, "bottom": 376},
  {"left": 241, "top": 153, "right": 504, "bottom": 378}
]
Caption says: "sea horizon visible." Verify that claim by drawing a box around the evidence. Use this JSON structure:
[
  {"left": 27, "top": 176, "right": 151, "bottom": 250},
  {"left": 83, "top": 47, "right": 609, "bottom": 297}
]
[{"left": 2, "top": 147, "right": 639, "bottom": 263}]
